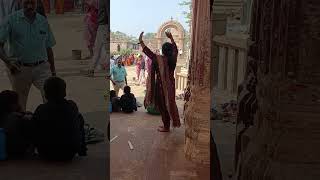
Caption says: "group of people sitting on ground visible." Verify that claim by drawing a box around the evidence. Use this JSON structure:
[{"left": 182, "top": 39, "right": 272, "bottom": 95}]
[
  {"left": 109, "top": 86, "right": 137, "bottom": 113},
  {"left": 0, "top": 77, "right": 88, "bottom": 161}
]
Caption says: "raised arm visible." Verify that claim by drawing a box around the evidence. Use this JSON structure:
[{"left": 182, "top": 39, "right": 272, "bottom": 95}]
[
  {"left": 165, "top": 31, "right": 178, "bottom": 56},
  {"left": 139, "top": 32, "right": 156, "bottom": 60}
]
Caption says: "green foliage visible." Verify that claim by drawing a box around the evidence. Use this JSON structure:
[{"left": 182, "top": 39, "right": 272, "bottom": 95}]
[
  {"left": 111, "top": 31, "right": 137, "bottom": 43},
  {"left": 179, "top": 0, "right": 192, "bottom": 28},
  {"left": 119, "top": 48, "right": 133, "bottom": 57},
  {"left": 111, "top": 51, "right": 119, "bottom": 56},
  {"left": 144, "top": 33, "right": 156, "bottom": 39}
]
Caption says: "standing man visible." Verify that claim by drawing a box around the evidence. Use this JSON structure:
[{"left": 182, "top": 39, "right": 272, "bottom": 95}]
[
  {"left": 0, "top": 0, "right": 56, "bottom": 111},
  {"left": 110, "top": 60, "right": 127, "bottom": 97},
  {"left": 86, "top": 0, "right": 107, "bottom": 77}
]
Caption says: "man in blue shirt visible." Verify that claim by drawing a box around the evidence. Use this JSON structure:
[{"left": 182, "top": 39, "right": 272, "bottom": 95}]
[
  {"left": 0, "top": 0, "right": 56, "bottom": 111},
  {"left": 110, "top": 59, "right": 127, "bottom": 96}
]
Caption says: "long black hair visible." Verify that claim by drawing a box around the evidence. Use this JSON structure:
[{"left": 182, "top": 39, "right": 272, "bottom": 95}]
[
  {"left": 124, "top": 86, "right": 131, "bottom": 94},
  {"left": 162, "top": 42, "right": 176, "bottom": 71},
  {"left": 110, "top": 90, "right": 117, "bottom": 99},
  {"left": 44, "top": 77, "right": 67, "bottom": 101}
]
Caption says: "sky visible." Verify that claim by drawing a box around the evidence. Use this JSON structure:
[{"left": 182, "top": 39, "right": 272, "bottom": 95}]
[{"left": 110, "top": 0, "right": 189, "bottom": 38}]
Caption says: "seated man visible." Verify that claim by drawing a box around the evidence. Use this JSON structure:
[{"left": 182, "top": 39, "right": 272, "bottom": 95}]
[
  {"left": 120, "top": 86, "right": 137, "bottom": 113},
  {"left": 110, "top": 90, "right": 120, "bottom": 112},
  {"left": 0, "top": 90, "right": 32, "bottom": 159},
  {"left": 31, "top": 77, "right": 87, "bottom": 161}
]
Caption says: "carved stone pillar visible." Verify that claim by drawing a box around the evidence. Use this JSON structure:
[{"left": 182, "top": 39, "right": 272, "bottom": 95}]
[
  {"left": 184, "top": 0, "right": 211, "bottom": 164},
  {"left": 237, "top": 50, "right": 247, "bottom": 86},
  {"left": 227, "top": 48, "right": 236, "bottom": 93},
  {"left": 236, "top": 0, "right": 320, "bottom": 179},
  {"left": 217, "top": 46, "right": 226, "bottom": 89}
]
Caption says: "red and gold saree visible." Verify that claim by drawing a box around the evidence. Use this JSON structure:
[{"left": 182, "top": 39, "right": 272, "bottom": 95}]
[{"left": 143, "top": 44, "right": 181, "bottom": 128}]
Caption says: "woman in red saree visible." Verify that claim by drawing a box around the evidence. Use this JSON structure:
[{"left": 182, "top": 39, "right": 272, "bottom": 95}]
[
  {"left": 139, "top": 31, "right": 181, "bottom": 132},
  {"left": 83, "top": 0, "right": 98, "bottom": 59},
  {"left": 135, "top": 55, "right": 142, "bottom": 81}
]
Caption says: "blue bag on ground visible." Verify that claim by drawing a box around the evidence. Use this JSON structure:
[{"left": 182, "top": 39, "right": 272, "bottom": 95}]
[{"left": 0, "top": 128, "right": 7, "bottom": 160}]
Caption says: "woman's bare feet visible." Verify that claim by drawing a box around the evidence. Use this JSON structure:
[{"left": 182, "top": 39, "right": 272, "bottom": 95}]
[
  {"left": 157, "top": 127, "right": 170, "bottom": 132},
  {"left": 173, "top": 121, "right": 181, "bottom": 128}
]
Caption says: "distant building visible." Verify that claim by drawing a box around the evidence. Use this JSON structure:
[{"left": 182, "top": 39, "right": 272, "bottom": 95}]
[{"left": 110, "top": 40, "right": 139, "bottom": 53}]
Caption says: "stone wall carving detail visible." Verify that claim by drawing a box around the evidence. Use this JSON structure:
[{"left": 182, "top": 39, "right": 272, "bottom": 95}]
[{"left": 235, "top": 0, "right": 320, "bottom": 179}]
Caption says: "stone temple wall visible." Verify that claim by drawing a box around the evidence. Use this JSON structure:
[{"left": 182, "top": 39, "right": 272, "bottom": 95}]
[
  {"left": 235, "top": 0, "right": 320, "bottom": 179},
  {"left": 184, "top": 0, "right": 211, "bottom": 165}
]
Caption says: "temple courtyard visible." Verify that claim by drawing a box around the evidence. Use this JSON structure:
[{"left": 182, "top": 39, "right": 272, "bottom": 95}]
[{"left": 110, "top": 66, "right": 210, "bottom": 180}]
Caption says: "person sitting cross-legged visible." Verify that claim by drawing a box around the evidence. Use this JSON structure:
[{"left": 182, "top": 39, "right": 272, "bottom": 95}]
[
  {"left": 120, "top": 86, "right": 137, "bottom": 113},
  {"left": 31, "top": 77, "right": 87, "bottom": 161},
  {"left": 110, "top": 90, "right": 120, "bottom": 112},
  {"left": 0, "top": 90, "right": 33, "bottom": 159}
]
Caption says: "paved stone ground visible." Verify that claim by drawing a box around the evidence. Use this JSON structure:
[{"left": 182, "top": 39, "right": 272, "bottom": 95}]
[
  {"left": 110, "top": 66, "right": 210, "bottom": 180},
  {"left": 211, "top": 88, "right": 237, "bottom": 180},
  {"left": 0, "top": 15, "right": 109, "bottom": 180},
  {"left": 212, "top": 119, "right": 236, "bottom": 179}
]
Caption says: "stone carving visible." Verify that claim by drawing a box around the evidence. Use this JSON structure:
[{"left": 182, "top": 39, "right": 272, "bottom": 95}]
[
  {"left": 235, "top": 0, "right": 320, "bottom": 179},
  {"left": 184, "top": 0, "right": 212, "bottom": 164},
  {"left": 156, "top": 20, "right": 186, "bottom": 58}
]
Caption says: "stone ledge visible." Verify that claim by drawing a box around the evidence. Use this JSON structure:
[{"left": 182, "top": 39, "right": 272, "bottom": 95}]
[{"left": 213, "top": 35, "right": 249, "bottom": 50}]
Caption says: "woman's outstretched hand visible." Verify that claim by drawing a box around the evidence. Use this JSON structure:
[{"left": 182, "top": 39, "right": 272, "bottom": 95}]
[
  {"left": 165, "top": 31, "right": 173, "bottom": 39},
  {"left": 139, "top": 32, "right": 144, "bottom": 42}
]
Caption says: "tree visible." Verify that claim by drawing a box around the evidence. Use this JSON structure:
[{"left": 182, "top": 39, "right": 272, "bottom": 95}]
[
  {"left": 111, "top": 31, "right": 138, "bottom": 43},
  {"left": 111, "top": 51, "right": 119, "bottom": 56},
  {"left": 144, "top": 33, "right": 156, "bottom": 39},
  {"left": 119, "top": 48, "right": 133, "bottom": 57},
  {"left": 179, "top": 0, "right": 192, "bottom": 53},
  {"left": 179, "top": 0, "right": 192, "bottom": 28}
]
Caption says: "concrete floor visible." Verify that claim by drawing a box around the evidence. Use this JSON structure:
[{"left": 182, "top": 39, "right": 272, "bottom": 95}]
[
  {"left": 211, "top": 88, "right": 237, "bottom": 179},
  {"left": 110, "top": 110, "right": 210, "bottom": 180}
]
